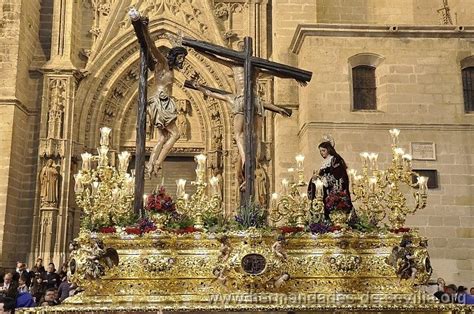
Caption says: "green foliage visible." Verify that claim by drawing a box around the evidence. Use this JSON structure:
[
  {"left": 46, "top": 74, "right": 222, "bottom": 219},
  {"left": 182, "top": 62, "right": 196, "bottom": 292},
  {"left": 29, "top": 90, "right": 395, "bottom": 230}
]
[
  {"left": 352, "top": 214, "right": 377, "bottom": 233},
  {"left": 165, "top": 213, "right": 194, "bottom": 229},
  {"left": 234, "top": 202, "right": 268, "bottom": 230}
]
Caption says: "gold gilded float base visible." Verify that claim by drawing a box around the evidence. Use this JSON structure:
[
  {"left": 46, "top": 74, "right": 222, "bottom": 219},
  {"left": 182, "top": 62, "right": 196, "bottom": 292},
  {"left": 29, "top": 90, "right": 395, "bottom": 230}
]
[{"left": 18, "top": 230, "right": 470, "bottom": 313}]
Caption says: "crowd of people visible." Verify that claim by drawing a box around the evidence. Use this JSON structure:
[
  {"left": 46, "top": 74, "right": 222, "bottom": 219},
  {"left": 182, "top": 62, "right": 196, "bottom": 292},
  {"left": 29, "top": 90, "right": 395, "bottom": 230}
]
[
  {"left": 428, "top": 278, "right": 474, "bottom": 304},
  {"left": 0, "top": 258, "right": 77, "bottom": 312}
]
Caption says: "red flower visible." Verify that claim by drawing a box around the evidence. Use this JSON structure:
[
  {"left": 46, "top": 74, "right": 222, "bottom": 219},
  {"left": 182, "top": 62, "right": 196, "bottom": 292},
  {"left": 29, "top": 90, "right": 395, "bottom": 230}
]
[
  {"left": 125, "top": 227, "right": 141, "bottom": 235},
  {"left": 173, "top": 226, "right": 201, "bottom": 234},
  {"left": 279, "top": 226, "right": 304, "bottom": 234},
  {"left": 99, "top": 226, "right": 116, "bottom": 234},
  {"left": 329, "top": 225, "right": 342, "bottom": 232}
]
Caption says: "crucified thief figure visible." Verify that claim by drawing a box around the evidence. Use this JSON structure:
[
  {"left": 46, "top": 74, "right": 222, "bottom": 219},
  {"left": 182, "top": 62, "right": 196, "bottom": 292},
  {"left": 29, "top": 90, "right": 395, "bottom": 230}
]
[
  {"left": 145, "top": 43, "right": 188, "bottom": 177},
  {"left": 191, "top": 51, "right": 292, "bottom": 183}
]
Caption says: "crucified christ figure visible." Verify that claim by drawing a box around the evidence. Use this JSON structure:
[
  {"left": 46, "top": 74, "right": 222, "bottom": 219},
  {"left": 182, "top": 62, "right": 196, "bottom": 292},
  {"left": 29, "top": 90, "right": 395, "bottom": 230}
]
[
  {"left": 190, "top": 51, "right": 291, "bottom": 176},
  {"left": 145, "top": 44, "right": 188, "bottom": 177}
]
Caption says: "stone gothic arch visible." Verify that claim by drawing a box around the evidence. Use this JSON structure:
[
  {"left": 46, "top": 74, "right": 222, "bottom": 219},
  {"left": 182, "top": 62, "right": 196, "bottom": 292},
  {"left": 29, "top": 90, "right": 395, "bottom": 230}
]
[{"left": 73, "top": 20, "right": 239, "bottom": 212}]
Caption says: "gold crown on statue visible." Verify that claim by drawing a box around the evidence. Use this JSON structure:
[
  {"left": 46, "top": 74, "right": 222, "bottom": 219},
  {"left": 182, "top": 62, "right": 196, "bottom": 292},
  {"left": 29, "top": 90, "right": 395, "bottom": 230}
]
[
  {"left": 166, "top": 32, "right": 184, "bottom": 48},
  {"left": 321, "top": 134, "right": 335, "bottom": 148}
]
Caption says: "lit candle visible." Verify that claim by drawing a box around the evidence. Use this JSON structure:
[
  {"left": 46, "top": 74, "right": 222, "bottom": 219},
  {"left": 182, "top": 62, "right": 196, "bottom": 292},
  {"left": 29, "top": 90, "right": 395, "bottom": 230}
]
[
  {"left": 417, "top": 176, "right": 428, "bottom": 193},
  {"left": 91, "top": 181, "right": 100, "bottom": 195},
  {"left": 271, "top": 193, "right": 278, "bottom": 208},
  {"left": 300, "top": 192, "right": 307, "bottom": 200},
  {"left": 183, "top": 193, "right": 189, "bottom": 201},
  {"left": 99, "top": 127, "right": 112, "bottom": 147},
  {"left": 176, "top": 179, "right": 186, "bottom": 198},
  {"left": 295, "top": 154, "right": 305, "bottom": 171},
  {"left": 368, "top": 153, "right": 379, "bottom": 171},
  {"left": 81, "top": 152, "right": 92, "bottom": 171},
  {"left": 389, "top": 128, "right": 400, "bottom": 146},
  {"left": 368, "top": 176, "right": 377, "bottom": 193},
  {"left": 143, "top": 194, "right": 147, "bottom": 209},
  {"left": 394, "top": 148, "right": 405, "bottom": 165},
  {"left": 359, "top": 152, "right": 370, "bottom": 168},
  {"left": 315, "top": 178, "right": 324, "bottom": 198},
  {"left": 112, "top": 188, "right": 120, "bottom": 202},
  {"left": 195, "top": 154, "right": 207, "bottom": 171},
  {"left": 348, "top": 169, "right": 357, "bottom": 181},
  {"left": 402, "top": 153, "right": 412, "bottom": 171},
  {"left": 354, "top": 175, "right": 363, "bottom": 183},
  {"left": 74, "top": 173, "right": 83, "bottom": 193},
  {"left": 281, "top": 179, "right": 289, "bottom": 194},
  {"left": 209, "top": 176, "right": 219, "bottom": 196},
  {"left": 97, "top": 146, "right": 109, "bottom": 166},
  {"left": 118, "top": 151, "right": 131, "bottom": 173},
  {"left": 124, "top": 174, "right": 134, "bottom": 194},
  {"left": 287, "top": 168, "right": 295, "bottom": 183}
]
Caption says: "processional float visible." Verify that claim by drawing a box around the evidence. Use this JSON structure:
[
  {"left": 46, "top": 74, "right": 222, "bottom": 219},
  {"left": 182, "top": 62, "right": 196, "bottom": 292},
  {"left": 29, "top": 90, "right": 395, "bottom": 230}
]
[{"left": 20, "top": 7, "right": 457, "bottom": 314}]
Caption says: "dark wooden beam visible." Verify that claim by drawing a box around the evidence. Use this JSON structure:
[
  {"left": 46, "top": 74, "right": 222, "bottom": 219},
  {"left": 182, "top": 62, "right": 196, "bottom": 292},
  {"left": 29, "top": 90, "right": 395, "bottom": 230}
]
[
  {"left": 184, "top": 80, "right": 231, "bottom": 95},
  {"left": 130, "top": 17, "right": 150, "bottom": 216},
  {"left": 182, "top": 37, "right": 312, "bottom": 83},
  {"left": 243, "top": 37, "right": 255, "bottom": 205}
]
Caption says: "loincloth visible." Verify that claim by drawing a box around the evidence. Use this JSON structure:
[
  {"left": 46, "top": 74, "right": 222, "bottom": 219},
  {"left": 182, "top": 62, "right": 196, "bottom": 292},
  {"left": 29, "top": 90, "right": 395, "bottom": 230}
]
[
  {"left": 233, "top": 95, "right": 263, "bottom": 116},
  {"left": 148, "top": 96, "right": 178, "bottom": 129}
]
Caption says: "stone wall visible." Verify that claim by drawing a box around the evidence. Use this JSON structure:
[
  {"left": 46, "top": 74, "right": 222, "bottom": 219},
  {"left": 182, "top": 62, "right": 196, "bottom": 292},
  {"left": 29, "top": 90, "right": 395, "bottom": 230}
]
[
  {"left": 289, "top": 30, "right": 474, "bottom": 286},
  {"left": 0, "top": 0, "right": 42, "bottom": 269}
]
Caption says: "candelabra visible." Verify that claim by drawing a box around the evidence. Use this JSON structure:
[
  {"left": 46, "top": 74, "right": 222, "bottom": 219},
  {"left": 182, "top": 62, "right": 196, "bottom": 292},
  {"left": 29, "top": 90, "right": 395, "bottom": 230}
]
[
  {"left": 270, "top": 154, "right": 317, "bottom": 228},
  {"left": 349, "top": 129, "right": 428, "bottom": 229},
  {"left": 74, "top": 127, "right": 134, "bottom": 230},
  {"left": 175, "top": 154, "right": 222, "bottom": 229}
]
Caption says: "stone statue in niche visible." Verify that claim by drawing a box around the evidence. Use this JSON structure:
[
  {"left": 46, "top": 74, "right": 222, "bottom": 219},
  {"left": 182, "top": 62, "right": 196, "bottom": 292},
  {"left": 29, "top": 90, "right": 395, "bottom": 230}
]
[
  {"left": 175, "top": 99, "right": 189, "bottom": 140},
  {"left": 40, "top": 159, "right": 60, "bottom": 207}
]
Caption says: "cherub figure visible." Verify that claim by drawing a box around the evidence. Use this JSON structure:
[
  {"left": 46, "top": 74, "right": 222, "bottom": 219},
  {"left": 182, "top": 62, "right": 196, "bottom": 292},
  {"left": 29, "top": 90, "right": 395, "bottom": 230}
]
[
  {"left": 274, "top": 272, "right": 290, "bottom": 289},
  {"left": 272, "top": 235, "right": 288, "bottom": 261},
  {"left": 218, "top": 235, "right": 232, "bottom": 263},
  {"left": 387, "top": 234, "right": 417, "bottom": 282},
  {"left": 212, "top": 266, "right": 228, "bottom": 286}
]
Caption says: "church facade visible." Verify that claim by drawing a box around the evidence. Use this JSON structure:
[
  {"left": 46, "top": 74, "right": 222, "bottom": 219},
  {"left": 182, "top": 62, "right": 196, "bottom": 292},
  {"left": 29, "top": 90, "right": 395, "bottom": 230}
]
[{"left": 0, "top": 0, "right": 473, "bottom": 287}]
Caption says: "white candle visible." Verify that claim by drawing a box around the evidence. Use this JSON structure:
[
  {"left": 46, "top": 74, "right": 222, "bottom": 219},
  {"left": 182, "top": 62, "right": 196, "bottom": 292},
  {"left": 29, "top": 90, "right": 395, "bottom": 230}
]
[
  {"left": 315, "top": 178, "right": 324, "bottom": 198},
  {"left": 195, "top": 154, "right": 207, "bottom": 171},
  {"left": 209, "top": 176, "right": 219, "bottom": 196},
  {"left": 118, "top": 151, "right": 131, "bottom": 172},
  {"left": 143, "top": 194, "right": 147, "bottom": 208},
  {"left": 99, "top": 127, "right": 112, "bottom": 147},
  {"left": 394, "top": 148, "right": 405, "bottom": 165},
  {"left": 98, "top": 146, "right": 109, "bottom": 166},
  {"left": 91, "top": 181, "right": 100, "bottom": 195},
  {"left": 295, "top": 154, "right": 305, "bottom": 171},
  {"left": 281, "top": 179, "right": 289, "bottom": 194},
  {"left": 417, "top": 176, "right": 428, "bottom": 193},
  {"left": 81, "top": 152, "right": 92, "bottom": 171},
  {"left": 112, "top": 188, "right": 120, "bottom": 202},
  {"left": 368, "top": 153, "right": 379, "bottom": 171},
  {"left": 271, "top": 193, "right": 278, "bottom": 208},
  {"left": 369, "top": 176, "right": 377, "bottom": 193},
  {"left": 348, "top": 169, "right": 357, "bottom": 180},
  {"left": 176, "top": 179, "right": 186, "bottom": 198},
  {"left": 183, "top": 193, "right": 189, "bottom": 201},
  {"left": 74, "top": 173, "right": 83, "bottom": 193},
  {"left": 360, "top": 152, "right": 369, "bottom": 167},
  {"left": 389, "top": 128, "right": 400, "bottom": 145},
  {"left": 402, "top": 153, "right": 412, "bottom": 170}
]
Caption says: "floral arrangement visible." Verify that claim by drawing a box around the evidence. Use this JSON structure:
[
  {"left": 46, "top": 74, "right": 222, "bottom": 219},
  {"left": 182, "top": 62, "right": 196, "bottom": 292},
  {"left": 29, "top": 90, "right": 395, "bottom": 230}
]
[
  {"left": 309, "top": 223, "right": 341, "bottom": 234},
  {"left": 145, "top": 186, "right": 176, "bottom": 213},
  {"left": 325, "top": 190, "right": 352, "bottom": 213},
  {"left": 235, "top": 202, "right": 268, "bottom": 229},
  {"left": 138, "top": 217, "right": 157, "bottom": 233}
]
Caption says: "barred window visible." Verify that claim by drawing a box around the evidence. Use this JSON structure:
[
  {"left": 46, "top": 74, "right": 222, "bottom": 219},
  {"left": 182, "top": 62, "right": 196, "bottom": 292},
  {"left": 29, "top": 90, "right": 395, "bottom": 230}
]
[
  {"left": 352, "top": 65, "right": 376, "bottom": 110},
  {"left": 462, "top": 67, "right": 474, "bottom": 112}
]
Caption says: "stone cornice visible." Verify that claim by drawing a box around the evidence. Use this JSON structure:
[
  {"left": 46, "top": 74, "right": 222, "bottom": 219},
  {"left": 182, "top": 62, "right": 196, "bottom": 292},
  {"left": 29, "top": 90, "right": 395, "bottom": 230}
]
[
  {"left": 0, "top": 98, "right": 39, "bottom": 116},
  {"left": 290, "top": 24, "right": 474, "bottom": 54},
  {"left": 299, "top": 121, "right": 474, "bottom": 137}
]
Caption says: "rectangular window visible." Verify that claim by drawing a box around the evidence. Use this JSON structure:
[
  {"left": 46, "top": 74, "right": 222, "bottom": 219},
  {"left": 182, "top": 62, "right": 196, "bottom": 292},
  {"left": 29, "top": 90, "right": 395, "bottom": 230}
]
[
  {"left": 462, "top": 67, "right": 474, "bottom": 112},
  {"left": 352, "top": 65, "right": 376, "bottom": 110}
]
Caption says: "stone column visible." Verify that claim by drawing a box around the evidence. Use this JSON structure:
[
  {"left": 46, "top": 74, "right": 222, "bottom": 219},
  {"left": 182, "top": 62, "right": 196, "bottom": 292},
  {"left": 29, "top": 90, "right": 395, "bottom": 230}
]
[{"left": 30, "top": 0, "right": 80, "bottom": 267}]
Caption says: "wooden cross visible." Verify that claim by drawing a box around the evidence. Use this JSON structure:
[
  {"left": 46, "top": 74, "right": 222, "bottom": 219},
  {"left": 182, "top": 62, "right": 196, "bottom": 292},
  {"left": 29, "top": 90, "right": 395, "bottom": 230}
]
[
  {"left": 130, "top": 11, "right": 312, "bottom": 211},
  {"left": 182, "top": 37, "right": 312, "bottom": 205}
]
